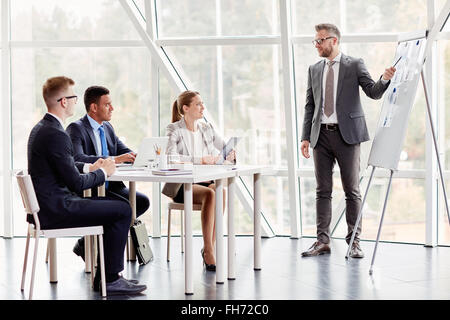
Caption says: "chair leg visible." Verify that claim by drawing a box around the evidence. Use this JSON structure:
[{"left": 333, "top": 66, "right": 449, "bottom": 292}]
[
  {"left": 85, "top": 235, "right": 92, "bottom": 273},
  {"left": 29, "top": 234, "right": 39, "bottom": 300},
  {"left": 93, "top": 236, "right": 98, "bottom": 269},
  {"left": 48, "top": 238, "right": 57, "bottom": 283},
  {"left": 98, "top": 235, "right": 107, "bottom": 297},
  {"left": 126, "top": 236, "right": 130, "bottom": 261},
  {"left": 180, "top": 210, "right": 184, "bottom": 253},
  {"left": 45, "top": 240, "right": 49, "bottom": 263},
  {"left": 167, "top": 208, "right": 172, "bottom": 262},
  {"left": 21, "top": 230, "right": 31, "bottom": 291},
  {"left": 90, "top": 236, "right": 95, "bottom": 286}
]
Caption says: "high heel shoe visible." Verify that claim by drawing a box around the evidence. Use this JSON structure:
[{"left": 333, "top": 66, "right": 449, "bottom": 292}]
[{"left": 201, "top": 248, "right": 216, "bottom": 272}]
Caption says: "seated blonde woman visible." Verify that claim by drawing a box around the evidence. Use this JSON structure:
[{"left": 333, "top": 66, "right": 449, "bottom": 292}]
[{"left": 162, "top": 90, "right": 235, "bottom": 271}]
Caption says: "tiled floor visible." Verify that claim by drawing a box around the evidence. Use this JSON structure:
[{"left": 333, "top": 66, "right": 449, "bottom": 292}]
[{"left": 1, "top": 236, "right": 449, "bottom": 300}]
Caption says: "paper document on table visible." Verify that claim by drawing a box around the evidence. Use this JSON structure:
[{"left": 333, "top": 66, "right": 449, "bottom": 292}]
[{"left": 152, "top": 169, "right": 193, "bottom": 176}]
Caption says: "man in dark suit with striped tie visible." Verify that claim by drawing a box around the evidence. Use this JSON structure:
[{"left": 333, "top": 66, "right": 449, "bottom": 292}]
[
  {"left": 300, "top": 23, "right": 396, "bottom": 259},
  {"left": 66, "top": 86, "right": 150, "bottom": 260}
]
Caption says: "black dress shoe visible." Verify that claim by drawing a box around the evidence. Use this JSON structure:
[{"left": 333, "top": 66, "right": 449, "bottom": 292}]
[
  {"left": 301, "top": 241, "right": 331, "bottom": 257},
  {"left": 94, "top": 276, "right": 144, "bottom": 293},
  {"left": 104, "top": 277, "right": 147, "bottom": 296},
  {"left": 349, "top": 242, "right": 364, "bottom": 258},
  {"left": 201, "top": 248, "right": 216, "bottom": 272},
  {"left": 73, "top": 238, "right": 85, "bottom": 262}
]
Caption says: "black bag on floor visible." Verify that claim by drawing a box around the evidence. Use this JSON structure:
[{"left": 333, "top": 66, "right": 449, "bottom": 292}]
[{"left": 130, "top": 219, "right": 153, "bottom": 265}]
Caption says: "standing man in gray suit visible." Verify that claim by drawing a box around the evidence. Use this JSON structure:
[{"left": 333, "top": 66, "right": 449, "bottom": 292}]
[{"left": 300, "top": 23, "right": 396, "bottom": 258}]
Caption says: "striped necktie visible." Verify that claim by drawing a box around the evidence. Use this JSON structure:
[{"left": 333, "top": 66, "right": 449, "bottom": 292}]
[{"left": 324, "top": 60, "right": 336, "bottom": 118}]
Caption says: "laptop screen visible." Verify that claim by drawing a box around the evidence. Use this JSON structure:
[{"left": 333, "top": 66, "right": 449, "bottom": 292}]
[{"left": 133, "top": 137, "right": 169, "bottom": 167}]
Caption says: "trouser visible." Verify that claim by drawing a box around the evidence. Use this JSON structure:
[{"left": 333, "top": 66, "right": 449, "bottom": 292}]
[
  {"left": 42, "top": 196, "right": 132, "bottom": 275},
  {"left": 94, "top": 181, "right": 150, "bottom": 218},
  {"left": 313, "top": 126, "right": 362, "bottom": 245},
  {"left": 106, "top": 187, "right": 150, "bottom": 218}
]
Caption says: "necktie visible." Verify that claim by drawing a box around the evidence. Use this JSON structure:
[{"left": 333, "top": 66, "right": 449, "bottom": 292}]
[
  {"left": 324, "top": 60, "right": 336, "bottom": 118},
  {"left": 98, "top": 126, "right": 109, "bottom": 157},
  {"left": 98, "top": 126, "right": 109, "bottom": 188}
]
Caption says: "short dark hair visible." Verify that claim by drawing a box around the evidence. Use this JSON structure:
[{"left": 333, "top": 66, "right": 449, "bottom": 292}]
[
  {"left": 315, "top": 23, "right": 341, "bottom": 42},
  {"left": 84, "top": 86, "right": 110, "bottom": 112}
]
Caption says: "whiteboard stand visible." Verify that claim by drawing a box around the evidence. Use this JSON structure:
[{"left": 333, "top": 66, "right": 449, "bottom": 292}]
[
  {"left": 368, "top": 169, "right": 394, "bottom": 275},
  {"left": 346, "top": 1, "right": 450, "bottom": 272},
  {"left": 368, "top": 70, "right": 450, "bottom": 274},
  {"left": 346, "top": 70, "right": 450, "bottom": 274}
]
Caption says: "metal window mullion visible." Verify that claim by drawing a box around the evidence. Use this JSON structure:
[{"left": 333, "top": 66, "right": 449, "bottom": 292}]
[
  {"left": 145, "top": 0, "right": 162, "bottom": 238},
  {"left": 280, "top": 0, "right": 301, "bottom": 238},
  {"left": 215, "top": 0, "right": 224, "bottom": 135},
  {"left": 2, "top": 0, "right": 13, "bottom": 238},
  {"left": 272, "top": 0, "right": 284, "bottom": 232},
  {"left": 424, "top": 0, "right": 438, "bottom": 247},
  {"left": 423, "top": 0, "right": 450, "bottom": 246}
]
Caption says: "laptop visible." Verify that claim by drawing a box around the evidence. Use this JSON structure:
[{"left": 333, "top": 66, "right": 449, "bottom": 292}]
[
  {"left": 216, "top": 137, "right": 241, "bottom": 165},
  {"left": 117, "top": 137, "right": 169, "bottom": 171}
]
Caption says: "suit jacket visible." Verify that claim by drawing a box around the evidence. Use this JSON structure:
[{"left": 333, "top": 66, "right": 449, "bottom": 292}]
[
  {"left": 27, "top": 113, "right": 106, "bottom": 227},
  {"left": 66, "top": 114, "right": 133, "bottom": 190},
  {"left": 162, "top": 117, "right": 225, "bottom": 199},
  {"left": 301, "top": 53, "right": 390, "bottom": 148},
  {"left": 66, "top": 114, "right": 132, "bottom": 163}
]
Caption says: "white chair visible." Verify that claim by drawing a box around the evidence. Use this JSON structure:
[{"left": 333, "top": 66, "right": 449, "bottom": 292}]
[
  {"left": 167, "top": 202, "right": 202, "bottom": 261},
  {"left": 16, "top": 170, "right": 107, "bottom": 299}
]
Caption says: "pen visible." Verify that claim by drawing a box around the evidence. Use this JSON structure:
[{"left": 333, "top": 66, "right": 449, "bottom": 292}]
[{"left": 393, "top": 56, "right": 401, "bottom": 67}]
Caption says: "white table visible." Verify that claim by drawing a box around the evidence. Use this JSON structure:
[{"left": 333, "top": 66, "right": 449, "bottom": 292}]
[{"left": 107, "top": 165, "right": 264, "bottom": 295}]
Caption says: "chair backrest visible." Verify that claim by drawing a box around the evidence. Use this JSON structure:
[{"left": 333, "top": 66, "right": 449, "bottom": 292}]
[{"left": 16, "top": 170, "right": 40, "bottom": 216}]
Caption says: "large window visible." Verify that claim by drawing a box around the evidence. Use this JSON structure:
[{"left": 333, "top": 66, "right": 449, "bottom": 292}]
[
  {"left": 440, "top": 39, "right": 450, "bottom": 245},
  {"left": 11, "top": 0, "right": 140, "bottom": 41},
  {"left": 10, "top": 46, "right": 153, "bottom": 235},
  {"left": 1, "top": 0, "right": 449, "bottom": 245},
  {"left": 293, "top": 0, "right": 427, "bottom": 35},
  {"left": 292, "top": 0, "right": 431, "bottom": 244},
  {"left": 160, "top": 43, "right": 289, "bottom": 235},
  {"left": 156, "top": 0, "right": 279, "bottom": 37}
]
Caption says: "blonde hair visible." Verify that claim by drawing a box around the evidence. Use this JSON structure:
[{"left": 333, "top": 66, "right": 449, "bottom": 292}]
[
  {"left": 42, "top": 76, "right": 75, "bottom": 107},
  {"left": 171, "top": 90, "right": 200, "bottom": 123}
]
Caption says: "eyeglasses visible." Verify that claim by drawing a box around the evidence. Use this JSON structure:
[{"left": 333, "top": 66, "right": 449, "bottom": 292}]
[
  {"left": 57, "top": 95, "right": 78, "bottom": 103},
  {"left": 312, "top": 36, "right": 335, "bottom": 46}
]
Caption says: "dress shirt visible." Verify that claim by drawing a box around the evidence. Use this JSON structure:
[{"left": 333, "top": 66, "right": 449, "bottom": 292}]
[
  {"left": 87, "top": 114, "right": 104, "bottom": 157},
  {"left": 184, "top": 129, "right": 206, "bottom": 158},
  {"left": 87, "top": 114, "right": 115, "bottom": 161}
]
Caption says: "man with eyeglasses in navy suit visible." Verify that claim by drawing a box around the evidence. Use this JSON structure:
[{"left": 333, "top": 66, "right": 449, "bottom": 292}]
[{"left": 27, "top": 76, "right": 147, "bottom": 295}]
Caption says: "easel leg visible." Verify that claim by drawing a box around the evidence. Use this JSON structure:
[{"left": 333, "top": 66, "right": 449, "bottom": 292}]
[
  {"left": 346, "top": 166, "right": 376, "bottom": 259},
  {"left": 369, "top": 170, "right": 394, "bottom": 275}
]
